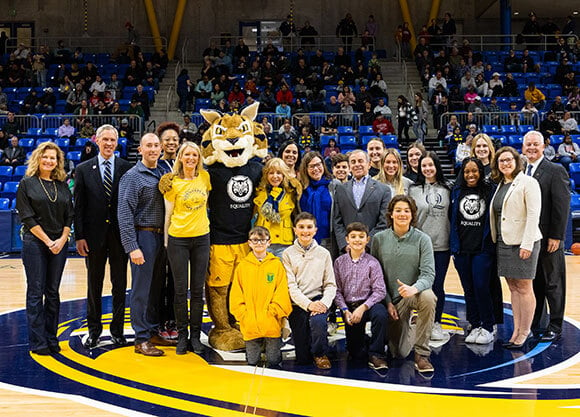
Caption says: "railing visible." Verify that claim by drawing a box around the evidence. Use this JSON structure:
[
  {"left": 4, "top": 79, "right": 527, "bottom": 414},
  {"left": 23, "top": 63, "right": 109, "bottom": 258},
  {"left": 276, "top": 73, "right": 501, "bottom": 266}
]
[
  {"left": 5, "top": 36, "right": 168, "bottom": 54},
  {"left": 181, "top": 38, "right": 190, "bottom": 65},
  {"left": 166, "top": 85, "right": 175, "bottom": 116},
  {"left": 427, "top": 33, "right": 578, "bottom": 52},
  {"left": 0, "top": 115, "right": 41, "bottom": 135},
  {"left": 208, "top": 34, "right": 374, "bottom": 54},
  {"left": 394, "top": 40, "right": 401, "bottom": 63},
  {"left": 439, "top": 111, "right": 541, "bottom": 130},
  {"left": 401, "top": 59, "right": 408, "bottom": 88}
]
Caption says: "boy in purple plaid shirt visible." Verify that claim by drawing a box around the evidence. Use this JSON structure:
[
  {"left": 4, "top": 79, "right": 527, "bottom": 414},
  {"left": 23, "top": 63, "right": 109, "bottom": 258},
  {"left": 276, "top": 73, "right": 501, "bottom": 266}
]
[{"left": 334, "top": 222, "right": 389, "bottom": 370}]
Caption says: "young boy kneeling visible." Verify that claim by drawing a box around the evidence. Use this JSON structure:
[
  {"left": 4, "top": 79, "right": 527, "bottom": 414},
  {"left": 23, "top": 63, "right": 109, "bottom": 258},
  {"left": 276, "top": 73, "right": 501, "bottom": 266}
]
[
  {"left": 230, "top": 226, "right": 292, "bottom": 368},
  {"left": 334, "top": 222, "right": 389, "bottom": 370},
  {"left": 282, "top": 212, "right": 337, "bottom": 369}
]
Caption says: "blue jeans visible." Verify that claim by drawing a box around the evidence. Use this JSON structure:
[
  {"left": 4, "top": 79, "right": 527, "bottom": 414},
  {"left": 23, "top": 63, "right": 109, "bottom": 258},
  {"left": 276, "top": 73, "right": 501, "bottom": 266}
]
[
  {"left": 433, "top": 250, "right": 451, "bottom": 322},
  {"left": 454, "top": 253, "right": 495, "bottom": 331},
  {"left": 130, "top": 230, "right": 163, "bottom": 344},
  {"left": 343, "top": 302, "right": 388, "bottom": 359},
  {"left": 288, "top": 305, "right": 329, "bottom": 364},
  {"left": 245, "top": 337, "right": 282, "bottom": 367},
  {"left": 22, "top": 233, "right": 68, "bottom": 351},
  {"left": 167, "top": 234, "right": 210, "bottom": 338}
]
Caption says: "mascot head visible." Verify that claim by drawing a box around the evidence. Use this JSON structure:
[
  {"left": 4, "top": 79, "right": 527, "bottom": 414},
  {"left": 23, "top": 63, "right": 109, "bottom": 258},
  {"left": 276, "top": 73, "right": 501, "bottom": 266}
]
[{"left": 200, "top": 101, "right": 268, "bottom": 167}]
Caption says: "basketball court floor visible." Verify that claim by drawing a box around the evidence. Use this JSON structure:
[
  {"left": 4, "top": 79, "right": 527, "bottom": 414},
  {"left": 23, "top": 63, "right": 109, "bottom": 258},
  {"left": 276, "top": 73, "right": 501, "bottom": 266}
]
[{"left": 1, "top": 256, "right": 579, "bottom": 416}]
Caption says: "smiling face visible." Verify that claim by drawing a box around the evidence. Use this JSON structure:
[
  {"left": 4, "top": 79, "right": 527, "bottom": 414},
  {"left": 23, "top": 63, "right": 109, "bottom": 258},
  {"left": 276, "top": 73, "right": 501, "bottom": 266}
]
[
  {"left": 407, "top": 147, "right": 422, "bottom": 171},
  {"left": 138, "top": 134, "right": 161, "bottom": 167},
  {"left": 39, "top": 148, "right": 58, "bottom": 176},
  {"left": 522, "top": 132, "right": 545, "bottom": 164},
  {"left": 248, "top": 233, "right": 270, "bottom": 258},
  {"left": 180, "top": 145, "right": 200, "bottom": 174},
  {"left": 96, "top": 128, "right": 118, "bottom": 159},
  {"left": 267, "top": 169, "right": 284, "bottom": 187},
  {"left": 463, "top": 161, "right": 480, "bottom": 187},
  {"left": 391, "top": 201, "right": 412, "bottom": 231},
  {"left": 306, "top": 156, "right": 324, "bottom": 181},
  {"left": 421, "top": 157, "right": 437, "bottom": 183},
  {"left": 333, "top": 161, "right": 349, "bottom": 182},
  {"left": 349, "top": 150, "right": 370, "bottom": 180},
  {"left": 497, "top": 150, "right": 517, "bottom": 179},
  {"left": 474, "top": 138, "right": 490, "bottom": 163},
  {"left": 383, "top": 153, "right": 399, "bottom": 178},
  {"left": 282, "top": 144, "right": 299, "bottom": 168},
  {"left": 161, "top": 129, "right": 180, "bottom": 157},
  {"left": 367, "top": 140, "right": 384, "bottom": 165},
  {"left": 294, "top": 219, "right": 317, "bottom": 247},
  {"left": 345, "top": 230, "right": 370, "bottom": 253}
]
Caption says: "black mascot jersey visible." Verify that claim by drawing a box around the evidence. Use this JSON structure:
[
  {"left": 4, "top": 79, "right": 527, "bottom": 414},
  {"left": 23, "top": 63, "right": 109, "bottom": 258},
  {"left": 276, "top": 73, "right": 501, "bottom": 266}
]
[{"left": 207, "top": 161, "right": 263, "bottom": 244}]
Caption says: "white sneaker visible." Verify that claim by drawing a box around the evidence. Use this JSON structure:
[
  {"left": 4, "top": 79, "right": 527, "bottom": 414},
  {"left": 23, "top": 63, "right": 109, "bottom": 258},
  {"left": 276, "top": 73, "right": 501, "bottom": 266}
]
[
  {"left": 475, "top": 328, "right": 494, "bottom": 345},
  {"left": 430, "top": 322, "right": 445, "bottom": 341},
  {"left": 492, "top": 325, "right": 497, "bottom": 337},
  {"left": 465, "top": 327, "right": 481, "bottom": 344}
]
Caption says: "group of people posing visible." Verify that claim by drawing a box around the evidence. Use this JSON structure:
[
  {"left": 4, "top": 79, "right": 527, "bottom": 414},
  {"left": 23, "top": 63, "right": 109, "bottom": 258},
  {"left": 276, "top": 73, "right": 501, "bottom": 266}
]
[{"left": 16, "top": 125, "right": 569, "bottom": 376}]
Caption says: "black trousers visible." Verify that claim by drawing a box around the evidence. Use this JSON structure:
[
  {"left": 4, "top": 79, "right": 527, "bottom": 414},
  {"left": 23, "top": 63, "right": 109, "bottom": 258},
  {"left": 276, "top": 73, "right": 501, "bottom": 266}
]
[
  {"left": 532, "top": 241, "right": 566, "bottom": 333},
  {"left": 85, "top": 228, "right": 128, "bottom": 339}
]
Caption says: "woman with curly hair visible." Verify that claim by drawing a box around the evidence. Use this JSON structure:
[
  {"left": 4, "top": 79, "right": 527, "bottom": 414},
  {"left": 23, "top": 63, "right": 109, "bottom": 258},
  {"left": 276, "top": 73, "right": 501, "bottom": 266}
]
[
  {"left": 159, "top": 141, "right": 211, "bottom": 355},
  {"left": 254, "top": 157, "right": 302, "bottom": 258},
  {"left": 17, "top": 141, "right": 73, "bottom": 355}
]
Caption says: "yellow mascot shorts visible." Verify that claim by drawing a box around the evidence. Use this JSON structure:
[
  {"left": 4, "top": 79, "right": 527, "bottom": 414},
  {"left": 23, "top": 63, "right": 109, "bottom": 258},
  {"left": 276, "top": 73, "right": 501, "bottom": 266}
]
[{"left": 207, "top": 243, "right": 250, "bottom": 287}]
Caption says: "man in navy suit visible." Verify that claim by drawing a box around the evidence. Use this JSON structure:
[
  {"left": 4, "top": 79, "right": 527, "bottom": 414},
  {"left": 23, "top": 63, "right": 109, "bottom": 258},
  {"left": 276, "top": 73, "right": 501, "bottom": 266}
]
[
  {"left": 522, "top": 130, "right": 571, "bottom": 342},
  {"left": 333, "top": 149, "right": 391, "bottom": 252},
  {"left": 74, "top": 124, "right": 132, "bottom": 348}
]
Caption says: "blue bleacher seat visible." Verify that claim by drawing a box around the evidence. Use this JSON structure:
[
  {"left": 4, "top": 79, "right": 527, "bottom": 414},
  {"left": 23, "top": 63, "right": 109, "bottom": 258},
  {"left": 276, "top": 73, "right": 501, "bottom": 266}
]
[
  {"left": 67, "top": 151, "right": 82, "bottom": 165},
  {"left": 508, "top": 135, "right": 523, "bottom": 150},
  {"left": 361, "top": 135, "right": 378, "bottom": 146},
  {"left": 0, "top": 198, "right": 9, "bottom": 210},
  {"left": 359, "top": 125, "right": 374, "bottom": 134},
  {"left": 491, "top": 135, "right": 508, "bottom": 146},
  {"left": 195, "top": 99, "right": 211, "bottom": 111},
  {"left": 35, "top": 138, "right": 52, "bottom": 147},
  {"left": 55, "top": 138, "right": 70, "bottom": 152},
  {"left": 338, "top": 135, "right": 357, "bottom": 150},
  {"left": 571, "top": 135, "right": 580, "bottom": 147},
  {"left": 118, "top": 137, "right": 127, "bottom": 157},
  {"left": 12, "top": 165, "right": 27, "bottom": 181},
  {"left": 27, "top": 128, "right": 43, "bottom": 138},
  {"left": 73, "top": 138, "right": 90, "bottom": 151},
  {"left": 1, "top": 182, "right": 19, "bottom": 200},
  {"left": 337, "top": 126, "right": 354, "bottom": 135},
  {"left": 19, "top": 138, "right": 35, "bottom": 152},
  {"left": 571, "top": 193, "right": 580, "bottom": 213},
  {"left": 518, "top": 125, "right": 534, "bottom": 134},
  {"left": 500, "top": 125, "right": 517, "bottom": 134},
  {"left": 550, "top": 135, "right": 565, "bottom": 147},
  {"left": 570, "top": 164, "right": 580, "bottom": 191},
  {"left": 381, "top": 134, "right": 399, "bottom": 149},
  {"left": 482, "top": 125, "right": 499, "bottom": 134},
  {"left": 0, "top": 166, "right": 13, "bottom": 183},
  {"left": 319, "top": 135, "right": 336, "bottom": 148},
  {"left": 46, "top": 128, "right": 59, "bottom": 136},
  {"left": 10, "top": 198, "right": 16, "bottom": 210}
]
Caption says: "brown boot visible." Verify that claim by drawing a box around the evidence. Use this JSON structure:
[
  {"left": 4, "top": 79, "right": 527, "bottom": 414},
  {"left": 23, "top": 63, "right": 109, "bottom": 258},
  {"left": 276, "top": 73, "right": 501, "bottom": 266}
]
[
  {"left": 135, "top": 341, "right": 164, "bottom": 356},
  {"left": 414, "top": 352, "right": 434, "bottom": 373}
]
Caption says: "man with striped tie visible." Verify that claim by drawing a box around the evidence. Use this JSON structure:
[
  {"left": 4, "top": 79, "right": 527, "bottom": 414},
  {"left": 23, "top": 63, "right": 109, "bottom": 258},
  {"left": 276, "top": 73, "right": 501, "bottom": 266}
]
[{"left": 74, "top": 124, "right": 132, "bottom": 349}]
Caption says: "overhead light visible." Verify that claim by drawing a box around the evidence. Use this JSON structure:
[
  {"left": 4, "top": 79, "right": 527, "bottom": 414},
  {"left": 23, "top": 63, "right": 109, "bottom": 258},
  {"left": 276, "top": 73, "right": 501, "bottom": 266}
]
[
  {"left": 573, "top": 11, "right": 579, "bottom": 15},
  {"left": 513, "top": 11, "right": 520, "bottom": 16}
]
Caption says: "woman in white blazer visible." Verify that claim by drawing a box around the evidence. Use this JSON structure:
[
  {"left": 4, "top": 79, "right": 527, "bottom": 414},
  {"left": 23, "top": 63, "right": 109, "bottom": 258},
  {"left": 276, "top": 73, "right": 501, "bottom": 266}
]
[{"left": 489, "top": 146, "right": 542, "bottom": 349}]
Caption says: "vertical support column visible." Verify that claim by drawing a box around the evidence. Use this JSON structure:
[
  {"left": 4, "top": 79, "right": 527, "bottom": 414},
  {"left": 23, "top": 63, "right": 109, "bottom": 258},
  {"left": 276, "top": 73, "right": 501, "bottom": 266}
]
[
  {"left": 428, "top": 0, "right": 442, "bottom": 28},
  {"left": 500, "top": 0, "right": 512, "bottom": 51},
  {"left": 143, "top": 0, "right": 163, "bottom": 53},
  {"left": 398, "top": 0, "right": 418, "bottom": 52},
  {"left": 167, "top": 0, "right": 187, "bottom": 60}
]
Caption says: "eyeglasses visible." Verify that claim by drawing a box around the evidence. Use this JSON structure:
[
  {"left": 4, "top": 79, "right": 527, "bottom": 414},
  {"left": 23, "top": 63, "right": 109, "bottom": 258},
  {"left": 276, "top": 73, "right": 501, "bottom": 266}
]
[
  {"left": 498, "top": 157, "right": 515, "bottom": 164},
  {"left": 307, "top": 162, "right": 323, "bottom": 170},
  {"left": 249, "top": 238, "right": 269, "bottom": 244}
]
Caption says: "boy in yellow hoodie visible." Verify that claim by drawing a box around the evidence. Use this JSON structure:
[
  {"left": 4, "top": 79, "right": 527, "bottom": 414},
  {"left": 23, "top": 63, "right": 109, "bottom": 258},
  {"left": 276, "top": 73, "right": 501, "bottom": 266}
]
[{"left": 230, "top": 226, "right": 292, "bottom": 368}]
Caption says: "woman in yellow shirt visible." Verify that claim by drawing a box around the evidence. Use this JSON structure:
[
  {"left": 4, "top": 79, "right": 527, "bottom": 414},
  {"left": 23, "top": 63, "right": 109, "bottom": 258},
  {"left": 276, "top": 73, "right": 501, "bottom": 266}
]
[
  {"left": 253, "top": 157, "right": 302, "bottom": 258},
  {"left": 159, "top": 141, "right": 211, "bottom": 355}
]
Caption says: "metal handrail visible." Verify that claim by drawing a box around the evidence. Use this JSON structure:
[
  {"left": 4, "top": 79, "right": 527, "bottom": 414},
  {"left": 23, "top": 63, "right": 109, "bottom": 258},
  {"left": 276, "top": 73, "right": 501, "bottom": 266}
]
[
  {"left": 173, "top": 60, "right": 182, "bottom": 92},
  {"left": 181, "top": 38, "right": 190, "bottom": 65},
  {"left": 394, "top": 40, "right": 401, "bottom": 63},
  {"left": 439, "top": 111, "right": 542, "bottom": 130},
  {"left": 427, "top": 33, "right": 579, "bottom": 52},
  {"left": 166, "top": 85, "right": 175, "bottom": 115},
  {"left": 401, "top": 59, "right": 408, "bottom": 88},
  {"left": 5, "top": 35, "right": 168, "bottom": 54}
]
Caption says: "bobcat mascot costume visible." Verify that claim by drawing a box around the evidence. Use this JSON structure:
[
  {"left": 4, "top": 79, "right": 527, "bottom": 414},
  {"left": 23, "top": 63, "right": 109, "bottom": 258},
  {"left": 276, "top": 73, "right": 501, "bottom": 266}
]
[{"left": 200, "top": 102, "right": 268, "bottom": 351}]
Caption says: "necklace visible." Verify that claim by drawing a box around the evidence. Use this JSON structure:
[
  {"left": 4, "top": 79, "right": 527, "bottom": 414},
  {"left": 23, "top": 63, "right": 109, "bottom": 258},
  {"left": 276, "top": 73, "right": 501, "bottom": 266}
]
[{"left": 38, "top": 176, "right": 58, "bottom": 203}]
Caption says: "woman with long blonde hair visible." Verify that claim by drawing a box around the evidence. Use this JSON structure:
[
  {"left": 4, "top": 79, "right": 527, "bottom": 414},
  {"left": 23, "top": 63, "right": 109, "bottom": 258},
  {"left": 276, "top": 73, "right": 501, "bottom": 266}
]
[
  {"left": 470, "top": 133, "right": 496, "bottom": 177},
  {"left": 375, "top": 148, "right": 413, "bottom": 196},
  {"left": 17, "top": 141, "right": 73, "bottom": 355},
  {"left": 159, "top": 141, "right": 211, "bottom": 355}
]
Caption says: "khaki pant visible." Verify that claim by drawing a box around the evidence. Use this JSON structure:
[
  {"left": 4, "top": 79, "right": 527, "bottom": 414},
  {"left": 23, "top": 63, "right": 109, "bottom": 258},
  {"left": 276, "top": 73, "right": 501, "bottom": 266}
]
[{"left": 388, "top": 289, "right": 436, "bottom": 358}]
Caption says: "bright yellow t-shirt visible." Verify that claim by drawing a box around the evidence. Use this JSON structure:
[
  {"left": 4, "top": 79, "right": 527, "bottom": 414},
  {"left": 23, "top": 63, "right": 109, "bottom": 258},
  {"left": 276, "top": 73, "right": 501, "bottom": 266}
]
[{"left": 164, "top": 171, "right": 211, "bottom": 238}]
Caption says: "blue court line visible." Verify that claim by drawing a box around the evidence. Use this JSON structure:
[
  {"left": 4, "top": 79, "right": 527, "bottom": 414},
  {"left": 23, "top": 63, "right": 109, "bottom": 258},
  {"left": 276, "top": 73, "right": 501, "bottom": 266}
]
[{"left": 451, "top": 342, "right": 552, "bottom": 378}]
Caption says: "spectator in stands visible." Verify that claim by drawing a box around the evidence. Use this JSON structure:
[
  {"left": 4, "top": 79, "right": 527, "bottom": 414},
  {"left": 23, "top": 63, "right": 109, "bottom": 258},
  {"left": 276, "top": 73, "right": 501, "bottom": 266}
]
[
  {"left": 566, "top": 98, "right": 579, "bottom": 113},
  {"left": 66, "top": 83, "right": 87, "bottom": 113},
  {"left": 106, "top": 73, "right": 122, "bottom": 101},
  {"left": 522, "top": 12, "right": 541, "bottom": 50},
  {"left": 227, "top": 83, "right": 246, "bottom": 105},
  {"left": 88, "top": 90, "right": 101, "bottom": 109},
  {"left": 325, "top": 96, "right": 341, "bottom": 114},
  {"left": 524, "top": 82, "right": 545, "bottom": 110},
  {"left": 323, "top": 138, "right": 340, "bottom": 159},
  {"left": 2, "top": 112, "right": 19, "bottom": 138},
  {"left": 202, "top": 40, "right": 220, "bottom": 60},
  {"left": 353, "top": 62, "right": 369, "bottom": 87},
  {"left": 413, "top": 92, "right": 429, "bottom": 142},
  {"left": 74, "top": 100, "right": 92, "bottom": 127},
  {"left": 124, "top": 60, "right": 143, "bottom": 87},
  {"left": 540, "top": 110, "right": 562, "bottom": 139},
  {"left": 176, "top": 69, "right": 192, "bottom": 114},
  {"left": 460, "top": 71, "right": 476, "bottom": 96},
  {"left": 463, "top": 86, "right": 478, "bottom": 106},
  {"left": 557, "top": 134, "right": 579, "bottom": 170},
  {"left": 370, "top": 97, "right": 390, "bottom": 117},
  {"left": 368, "top": 73, "right": 388, "bottom": 100},
  {"left": 21, "top": 90, "right": 40, "bottom": 115},
  {"left": 489, "top": 72, "right": 504, "bottom": 97},
  {"left": 468, "top": 96, "right": 488, "bottom": 114},
  {"left": 82, "top": 62, "right": 99, "bottom": 87},
  {"left": 200, "top": 56, "right": 218, "bottom": 82},
  {"left": 544, "top": 137, "right": 558, "bottom": 162},
  {"left": 275, "top": 83, "right": 293, "bottom": 105},
  {"left": 433, "top": 93, "right": 450, "bottom": 130},
  {"left": 194, "top": 75, "right": 212, "bottom": 99},
  {"left": 127, "top": 99, "right": 145, "bottom": 123},
  {"left": 58, "top": 119, "right": 76, "bottom": 139},
  {"left": 179, "top": 114, "right": 198, "bottom": 142},
  {"left": 118, "top": 118, "right": 135, "bottom": 144},
  {"left": 298, "top": 21, "right": 318, "bottom": 50},
  {"left": 0, "top": 130, "right": 8, "bottom": 150},
  {"left": 32, "top": 45, "right": 48, "bottom": 88},
  {"left": 90, "top": 74, "right": 106, "bottom": 95},
  {"left": 521, "top": 49, "right": 539, "bottom": 73},
  {"left": 257, "top": 86, "right": 276, "bottom": 113},
  {"left": 298, "top": 126, "right": 317, "bottom": 152},
  {"left": 372, "top": 112, "right": 395, "bottom": 135},
  {"left": 131, "top": 84, "right": 151, "bottom": 121},
  {"left": 360, "top": 101, "right": 376, "bottom": 125},
  {"left": 278, "top": 120, "right": 298, "bottom": 142},
  {"left": 560, "top": 111, "right": 579, "bottom": 134},
  {"left": 210, "top": 83, "right": 225, "bottom": 108},
  {"left": 503, "top": 72, "right": 518, "bottom": 97},
  {"left": 1, "top": 136, "right": 25, "bottom": 167},
  {"left": 0, "top": 87, "right": 7, "bottom": 112},
  {"left": 504, "top": 50, "right": 522, "bottom": 73},
  {"left": 318, "top": 114, "right": 338, "bottom": 136},
  {"left": 549, "top": 96, "right": 565, "bottom": 115},
  {"left": 555, "top": 37, "right": 574, "bottom": 63},
  {"left": 470, "top": 60, "right": 485, "bottom": 79},
  {"left": 336, "top": 13, "right": 358, "bottom": 52},
  {"left": 80, "top": 120, "right": 95, "bottom": 138},
  {"left": 487, "top": 96, "right": 501, "bottom": 126},
  {"left": 244, "top": 76, "right": 259, "bottom": 98},
  {"left": 475, "top": 73, "right": 491, "bottom": 98},
  {"left": 561, "top": 71, "right": 577, "bottom": 97},
  {"left": 428, "top": 70, "right": 448, "bottom": 100},
  {"left": 276, "top": 101, "right": 292, "bottom": 120},
  {"left": 293, "top": 98, "right": 310, "bottom": 114},
  {"left": 143, "top": 61, "right": 160, "bottom": 91}
]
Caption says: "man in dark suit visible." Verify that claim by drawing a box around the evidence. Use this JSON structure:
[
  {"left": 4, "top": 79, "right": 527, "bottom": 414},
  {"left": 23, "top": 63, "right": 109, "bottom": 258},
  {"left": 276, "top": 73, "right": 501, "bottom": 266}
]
[
  {"left": 333, "top": 149, "right": 391, "bottom": 252},
  {"left": 522, "top": 130, "right": 571, "bottom": 342},
  {"left": 74, "top": 124, "right": 132, "bottom": 348},
  {"left": 1, "top": 136, "right": 26, "bottom": 167}
]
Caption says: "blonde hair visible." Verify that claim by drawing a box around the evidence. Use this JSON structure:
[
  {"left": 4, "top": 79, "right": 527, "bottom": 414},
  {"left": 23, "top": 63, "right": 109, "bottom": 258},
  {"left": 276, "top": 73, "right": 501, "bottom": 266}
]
[
  {"left": 258, "top": 157, "right": 293, "bottom": 190},
  {"left": 26, "top": 141, "right": 67, "bottom": 181},
  {"left": 470, "top": 133, "right": 496, "bottom": 163},
  {"left": 173, "top": 141, "right": 204, "bottom": 178},
  {"left": 375, "top": 148, "right": 406, "bottom": 195}
]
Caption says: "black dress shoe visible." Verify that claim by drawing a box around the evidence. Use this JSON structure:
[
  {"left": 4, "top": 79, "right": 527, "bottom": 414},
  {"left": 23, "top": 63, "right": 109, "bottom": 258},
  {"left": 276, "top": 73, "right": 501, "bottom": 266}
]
[
  {"left": 502, "top": 340, "right": 515, "bottom": 348},
  {"left": 111, "top": 335, "right": 127, "bottom": 346},
  {"left": 540, "top": 330, "right": 561, "bottom": 342},
  {"left": 506, "top": 332, "right": 534, "bottom": 349},
  {"left": 49, "top": 345, "right": 61, "bottom": 354},
  {"left": 84, "top": 336, "right": 99, "bottom": 349},
  {"left": 32, "top": 348, "right": 51, "bottom": 355}
]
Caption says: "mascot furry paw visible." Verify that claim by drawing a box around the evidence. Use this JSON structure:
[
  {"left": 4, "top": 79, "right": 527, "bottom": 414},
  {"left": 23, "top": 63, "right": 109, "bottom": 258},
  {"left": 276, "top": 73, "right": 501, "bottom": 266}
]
[{"left": 200, "top": 102, "right": 267, "bottom": 351}]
